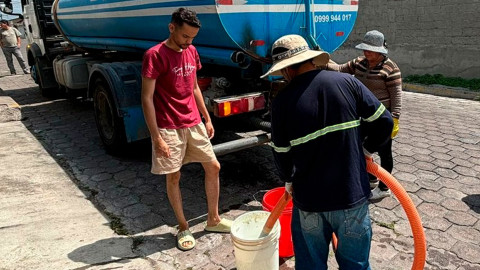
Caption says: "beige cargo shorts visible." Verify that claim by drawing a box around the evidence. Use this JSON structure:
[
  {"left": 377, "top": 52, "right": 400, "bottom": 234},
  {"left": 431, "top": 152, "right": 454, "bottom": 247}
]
[{"left": 151, "top": 122, "right": 216, "bottom": 175}]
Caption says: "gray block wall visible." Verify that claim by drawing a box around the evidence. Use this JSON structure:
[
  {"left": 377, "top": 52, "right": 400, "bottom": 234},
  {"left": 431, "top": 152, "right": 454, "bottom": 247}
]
[{"left": 331, "top": 0, "right": 480, "bottom": 79}]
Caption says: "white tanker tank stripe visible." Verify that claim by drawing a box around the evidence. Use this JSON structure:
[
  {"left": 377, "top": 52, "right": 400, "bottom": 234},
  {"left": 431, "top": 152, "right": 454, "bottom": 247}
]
[
  {"left": 217, "top": 4, "right": 358, "bottom": 13},
  {"left": 56, "top": 4, "right": 357, "bottom": 19},
  {"left": 57, "top": 0, "right": 186, "bottom": 13},
  {"left": 57, "top": 6, "right": 217, "bottom": 19}
]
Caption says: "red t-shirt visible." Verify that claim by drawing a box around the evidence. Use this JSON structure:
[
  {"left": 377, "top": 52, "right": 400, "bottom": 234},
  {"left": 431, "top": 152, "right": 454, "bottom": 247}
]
[{"left": 142, "top": 42, "right": 202, "bottom": 129}]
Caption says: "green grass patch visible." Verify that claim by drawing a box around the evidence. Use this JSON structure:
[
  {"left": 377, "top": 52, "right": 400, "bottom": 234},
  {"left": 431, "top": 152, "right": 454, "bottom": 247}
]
[
  {"left": 404, "top": 74, "right": 480, "bottom": 91},
  {"left": 105, "top": 212, "right": 129, "bottom": 235},
  {"left": 377, "top": 221, "right": 395, "bottom": 230}
]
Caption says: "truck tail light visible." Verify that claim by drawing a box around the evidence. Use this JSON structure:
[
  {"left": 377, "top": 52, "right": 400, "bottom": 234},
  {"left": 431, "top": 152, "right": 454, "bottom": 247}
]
[{"left": 214, "top": 93, "right": 266, "bottom": 117}]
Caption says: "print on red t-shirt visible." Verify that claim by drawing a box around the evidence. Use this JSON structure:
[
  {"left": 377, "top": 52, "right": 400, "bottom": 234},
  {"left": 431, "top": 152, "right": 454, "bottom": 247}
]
[{"left": 142, "top": 42, "right": 202, "bottom": 129}]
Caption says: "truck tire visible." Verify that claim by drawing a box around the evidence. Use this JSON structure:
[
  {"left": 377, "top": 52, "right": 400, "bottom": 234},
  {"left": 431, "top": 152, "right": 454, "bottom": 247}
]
[
  {"left": 93, "top": 78, "right": 127, "bottom": 154},
  {"left": 32, "top": 62, "right": 58, "bottom": 98}
]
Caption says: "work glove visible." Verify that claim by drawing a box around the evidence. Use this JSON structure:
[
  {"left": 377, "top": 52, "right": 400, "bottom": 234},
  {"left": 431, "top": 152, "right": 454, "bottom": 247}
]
[
  {"left": 285, "top": 182, "right": 293, "bottom": 195},
  {"left": 391, "top": 118, "right": 399, "bottom": 139}
]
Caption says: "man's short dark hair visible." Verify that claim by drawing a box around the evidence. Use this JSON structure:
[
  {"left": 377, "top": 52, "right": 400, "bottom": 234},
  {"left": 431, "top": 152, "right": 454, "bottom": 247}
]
[
  {"left": 0, "top": 20, "right": 9, "bottom": 25},
  {"left": 171, "top": 8, "right": 201, "bottom": 28}
]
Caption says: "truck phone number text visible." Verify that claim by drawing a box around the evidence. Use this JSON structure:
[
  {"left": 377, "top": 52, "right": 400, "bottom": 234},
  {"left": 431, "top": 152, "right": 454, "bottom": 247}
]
[{"left": 314, "top": 14, "right": 352, "bottom": 23}]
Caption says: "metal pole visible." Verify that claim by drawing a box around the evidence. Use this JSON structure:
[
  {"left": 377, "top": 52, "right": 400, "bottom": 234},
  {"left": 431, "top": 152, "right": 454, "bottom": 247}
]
[{"left": 304, "top": 0, "right": 320, "bottom": 49}]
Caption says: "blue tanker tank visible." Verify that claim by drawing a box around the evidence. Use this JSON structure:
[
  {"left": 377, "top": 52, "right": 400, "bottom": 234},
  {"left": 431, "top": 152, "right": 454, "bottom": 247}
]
[{"left": 53, "top": 0, "right": 359, "bottom": 67}]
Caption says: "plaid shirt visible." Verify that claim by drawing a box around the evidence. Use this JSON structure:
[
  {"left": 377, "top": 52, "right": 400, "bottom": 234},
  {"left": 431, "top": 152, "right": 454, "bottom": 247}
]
[{"left": 328, "top": 56, "right": 402, "bottom": 118}]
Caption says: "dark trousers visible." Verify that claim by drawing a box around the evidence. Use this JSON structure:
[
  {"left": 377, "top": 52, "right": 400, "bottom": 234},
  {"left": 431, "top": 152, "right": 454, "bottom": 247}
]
[
  {"left": 2, "top": 46, "right": 28, "bottom": 74},
  {"left": 369, "top": 137, "right": 393, "bottom": 190}
]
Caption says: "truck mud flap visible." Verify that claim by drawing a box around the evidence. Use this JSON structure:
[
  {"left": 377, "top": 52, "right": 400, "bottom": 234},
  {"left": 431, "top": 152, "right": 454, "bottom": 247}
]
[
  {"left": 121, "top": 106, "right": 150, "bottom": 143},
  {"left": 89, "top": 61, "right": 149, "bottom": 143}
]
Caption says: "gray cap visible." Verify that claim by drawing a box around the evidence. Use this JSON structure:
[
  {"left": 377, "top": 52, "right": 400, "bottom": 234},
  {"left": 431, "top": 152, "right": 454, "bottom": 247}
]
[{"left": 355, "top": 30, "right": 388, "bottom": 54}]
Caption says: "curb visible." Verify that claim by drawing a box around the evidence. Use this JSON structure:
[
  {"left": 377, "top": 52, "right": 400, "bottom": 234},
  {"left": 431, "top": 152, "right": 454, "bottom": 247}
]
[
  {"left": 0, "top": 89, "right": 22, "bottom": 123},
  {"left": 403, "top": 82, "right": 480, "bottom": 101}
]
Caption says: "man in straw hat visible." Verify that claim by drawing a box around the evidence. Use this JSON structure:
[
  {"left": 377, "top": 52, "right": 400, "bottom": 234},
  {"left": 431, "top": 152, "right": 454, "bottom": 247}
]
[
  {"left": 327, "top": 30, "right": 402, "bottom": 201},
  {"left": 265, "top": 34, "right": 393, "bottom": 269}
]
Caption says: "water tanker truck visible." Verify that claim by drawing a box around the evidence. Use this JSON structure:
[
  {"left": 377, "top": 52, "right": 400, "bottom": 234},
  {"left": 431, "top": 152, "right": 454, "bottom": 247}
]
[{"left": 0, "top": 0, "right": 359, "bottom": 154}]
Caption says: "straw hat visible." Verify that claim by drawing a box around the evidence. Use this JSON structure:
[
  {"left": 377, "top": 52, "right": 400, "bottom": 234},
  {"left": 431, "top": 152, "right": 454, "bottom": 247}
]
[
  {"left": 261, "top": 35, "right": 330, "bottom": 78},
  {"left": 355, "top": 30, "right": 388, "bottom": 54}
]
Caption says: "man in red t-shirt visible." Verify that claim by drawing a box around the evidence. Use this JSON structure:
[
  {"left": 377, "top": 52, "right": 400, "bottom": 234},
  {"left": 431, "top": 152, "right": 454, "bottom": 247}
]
[{"left": 141, "top": 8, "right": 231, "bottom": 251}]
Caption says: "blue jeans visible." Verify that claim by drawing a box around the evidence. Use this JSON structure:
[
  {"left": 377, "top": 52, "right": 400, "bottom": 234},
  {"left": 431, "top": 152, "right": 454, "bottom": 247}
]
[{"left": 292, "top": 202, "right": 372, "bottom": 270}]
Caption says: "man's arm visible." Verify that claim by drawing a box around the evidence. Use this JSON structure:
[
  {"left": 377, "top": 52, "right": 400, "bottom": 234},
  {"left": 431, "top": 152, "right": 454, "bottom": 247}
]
[
  {"left": 386, "top": 67, "right": 402, "bottom": 119},
  {"left": 14, "top": 28, "right": 21, "bottom": 47},
  {"left": 270, "top": 99, "right": 294, "bottom": 183},
  {"left": 141, "top": 76, "right": 170, "bottom": 157},
  {"left": 193, "top": 78, "right": 214, "bottom": 139},
  {"left": 325, "top": 58, "right": 356, "bottom": 74}
]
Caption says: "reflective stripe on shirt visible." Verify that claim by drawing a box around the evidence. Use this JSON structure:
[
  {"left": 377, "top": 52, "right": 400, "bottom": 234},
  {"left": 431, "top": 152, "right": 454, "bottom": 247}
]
[
  {"left": 270, "top": 143, "right": 291, "bottom": 153},
  {"left": 271, "top": 103, "right": 386, "bottom": 153},
  {"left": 363, "top": 103, "right": 386, "bottom": 122}
]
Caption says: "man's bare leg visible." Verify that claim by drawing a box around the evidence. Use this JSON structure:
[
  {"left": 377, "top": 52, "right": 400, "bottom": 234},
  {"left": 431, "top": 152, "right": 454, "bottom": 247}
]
[
  {"left": 166, "top": 171, "right": 192, "bottom": 248},
  {"left": 202, "top": 160, "right": 222, "bottom": 227}
]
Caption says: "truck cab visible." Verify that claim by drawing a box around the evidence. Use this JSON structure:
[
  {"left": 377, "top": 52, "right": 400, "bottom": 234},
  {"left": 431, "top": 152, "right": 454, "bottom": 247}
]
[
  {"left": 25, "top": 0, "right": 75, "bottom": 94},
  {"left": 1, "top": 0, "right": 74, "bottom": 94}
]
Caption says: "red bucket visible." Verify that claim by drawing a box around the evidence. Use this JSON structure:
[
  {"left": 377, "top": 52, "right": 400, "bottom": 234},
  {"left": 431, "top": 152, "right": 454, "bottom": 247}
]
[{"left": 262, "top": 187, "right": 294, "bottom": 258}]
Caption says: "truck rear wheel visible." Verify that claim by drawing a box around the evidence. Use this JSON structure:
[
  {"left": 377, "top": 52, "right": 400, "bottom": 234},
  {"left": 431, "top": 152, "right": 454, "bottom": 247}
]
[
  {"left": 32, "top": 63, "right": 58, "bottom": 97},
  {"left": 93, "top": 78, "right": 127, "bottom": 154}
]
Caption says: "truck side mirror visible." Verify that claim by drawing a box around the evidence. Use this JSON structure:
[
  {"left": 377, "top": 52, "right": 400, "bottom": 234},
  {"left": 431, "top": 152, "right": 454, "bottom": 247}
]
[{"left": 0, "top": 0, "right": 14, "bottom": 14}]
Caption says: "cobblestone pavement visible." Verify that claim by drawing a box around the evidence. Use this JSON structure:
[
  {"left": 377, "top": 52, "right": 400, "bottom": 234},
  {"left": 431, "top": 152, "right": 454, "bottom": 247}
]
[{"left": 1, "top": 46, "right": 480, "bottom": 269}]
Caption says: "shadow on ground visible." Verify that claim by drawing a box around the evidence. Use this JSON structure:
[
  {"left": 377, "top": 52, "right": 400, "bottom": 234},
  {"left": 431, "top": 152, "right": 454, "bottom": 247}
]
[
  {"left": 6, "top": 81, "right": 280, "bottom": 236},
  {"left": 67, "top": 232, "right": 200, "bottom": 264},
  {"left": 462, "top": 194, "right": 480, "bottom": 213}
]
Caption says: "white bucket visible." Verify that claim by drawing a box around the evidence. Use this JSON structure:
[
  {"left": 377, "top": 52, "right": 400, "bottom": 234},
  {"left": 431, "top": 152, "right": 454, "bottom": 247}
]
[{"left": 230, "top": 211, "right": 281, "bottom": 270}]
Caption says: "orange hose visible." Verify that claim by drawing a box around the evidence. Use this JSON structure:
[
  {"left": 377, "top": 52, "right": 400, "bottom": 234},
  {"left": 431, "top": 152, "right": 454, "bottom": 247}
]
[
  {"left": 332, "top": 233, "right": 338, "bottom": 253},
  {"left": 365, "top": 157, "right": 426, "bottom": 270},
  {"left": 261, "top": 192, "right": 292, "bottom": 237},
  {"left": 263, "top": 159, "right": 426, "bottom": 270},
  {"left": 331, "top": 159, "right": 426, "bottom": 270}
]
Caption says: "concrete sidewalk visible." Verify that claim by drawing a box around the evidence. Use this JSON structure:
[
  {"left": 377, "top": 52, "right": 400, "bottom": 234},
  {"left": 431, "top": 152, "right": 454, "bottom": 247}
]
[
  {"left": 0, "top": 88, "right": 21, "bottom": 122},
  {"left": 0, "top": 43, "right": 161, "bottom": 270},
  {"left": 0, "top": 120, "right": 161, "bottom": 270},
  {"left": 0, "top": 42, "right": 27, "bottom": 123}
]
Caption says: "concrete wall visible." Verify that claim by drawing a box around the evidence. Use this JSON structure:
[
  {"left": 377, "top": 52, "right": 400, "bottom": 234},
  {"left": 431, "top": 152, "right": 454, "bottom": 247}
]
[{"left": 331, "top": 0, "right": 480, "bottom": 79}]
